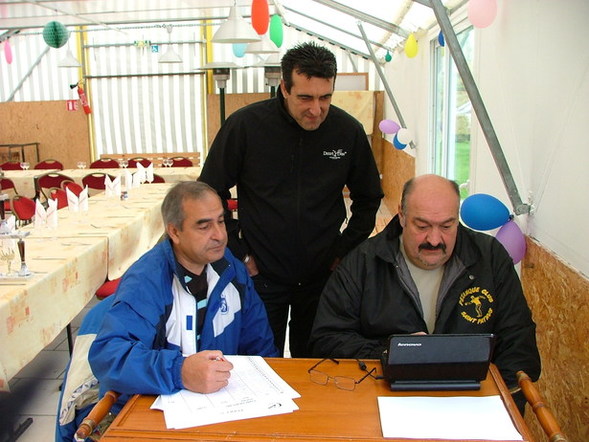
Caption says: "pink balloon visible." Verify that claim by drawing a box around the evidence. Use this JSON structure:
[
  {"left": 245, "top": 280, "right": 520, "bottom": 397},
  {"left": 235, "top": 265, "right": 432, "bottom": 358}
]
[
  {"left": 4, "top": 40, "right": 12, "bottom": 64},
  {"left": 468, "top": 0, "right": 497, "bottom": 28},
  {"left": 378, "top": 119, "right": 400, "bottom": 134},
  {"left": 495, "top": 220, "right": 526, "bottom": 264}
]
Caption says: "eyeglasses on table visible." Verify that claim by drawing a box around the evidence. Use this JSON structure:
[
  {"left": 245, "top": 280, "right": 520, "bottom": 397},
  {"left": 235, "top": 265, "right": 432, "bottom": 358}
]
[{"left": 307, "top": 358, "right": 381, "bottom": 391}]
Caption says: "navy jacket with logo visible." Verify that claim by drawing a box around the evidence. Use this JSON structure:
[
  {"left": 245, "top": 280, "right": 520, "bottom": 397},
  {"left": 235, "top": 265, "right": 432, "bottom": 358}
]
[
  {"left": 310, "top": 215, "right": 541, "bottom": 389},
  {"left": 199, "top": 89, "right": 383, "bottom": 286}
]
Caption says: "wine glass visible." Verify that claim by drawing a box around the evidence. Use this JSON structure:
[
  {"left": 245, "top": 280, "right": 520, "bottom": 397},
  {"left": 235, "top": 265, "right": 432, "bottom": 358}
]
[
  {"left": 15, "top": 231, "right": 31, "bottom": 276},
  {"left": 77, "top": 161, "right": 87, "bottom": 169},
  {"left": 119, "top": 160, "right": 128, "bottom": 169},
  {"left": 0, "top": 243, "right": 16, "bottom": 276},
  {"left": 163, "top": 158, "right": 172, "bottom": 167},
  {"left": 20, "top": 162, "right": 30, "bottom": 170}
]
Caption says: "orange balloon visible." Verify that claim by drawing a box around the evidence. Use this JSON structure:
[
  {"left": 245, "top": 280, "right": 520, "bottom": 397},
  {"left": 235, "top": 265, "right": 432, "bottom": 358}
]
[{"left": 251, "top": 0, "right": 270, "bottom": 35}]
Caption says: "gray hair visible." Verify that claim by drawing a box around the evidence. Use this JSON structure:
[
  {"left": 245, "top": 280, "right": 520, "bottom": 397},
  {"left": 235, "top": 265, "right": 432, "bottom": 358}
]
[{"left": 161, "top": 181, "right": 219, "bottom": 230}]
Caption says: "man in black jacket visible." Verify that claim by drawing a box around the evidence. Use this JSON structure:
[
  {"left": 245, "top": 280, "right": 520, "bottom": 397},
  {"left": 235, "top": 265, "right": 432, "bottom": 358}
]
[
  {"left": 310, "top": 174, "right": 540, "bottom": 411},
  {"left": 199, "top": 42, "right": 383, "bottom": 357}
]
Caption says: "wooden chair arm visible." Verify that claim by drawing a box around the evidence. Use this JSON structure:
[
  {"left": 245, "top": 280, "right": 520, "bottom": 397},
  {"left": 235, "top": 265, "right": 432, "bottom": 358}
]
[
  {"left": 75, "top": 390, "right": 120, "bottom": 440},
  {"left": 516, "top": 371, "right": 567, "bottom": 442}
]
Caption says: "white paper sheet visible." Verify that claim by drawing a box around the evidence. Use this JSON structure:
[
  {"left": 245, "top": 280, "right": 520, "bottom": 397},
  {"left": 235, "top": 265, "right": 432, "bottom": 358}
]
[
  {"left": 151, "top": 355, "right": 300, "bottom": 429},
  {"left": 377, "top": 395, "right": 523, "bottom": 440}
]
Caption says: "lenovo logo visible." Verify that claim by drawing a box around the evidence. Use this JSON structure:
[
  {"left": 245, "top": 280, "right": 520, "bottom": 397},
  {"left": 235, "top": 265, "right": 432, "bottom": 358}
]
[{"left": 397, "top": 343, "right": 422, "bottom": 347}]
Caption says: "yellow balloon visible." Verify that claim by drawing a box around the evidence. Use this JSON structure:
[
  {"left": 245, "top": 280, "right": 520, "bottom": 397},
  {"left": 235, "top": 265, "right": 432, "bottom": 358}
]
[{"left": 404, "top": 33, "right": 418, "bottom": 58}]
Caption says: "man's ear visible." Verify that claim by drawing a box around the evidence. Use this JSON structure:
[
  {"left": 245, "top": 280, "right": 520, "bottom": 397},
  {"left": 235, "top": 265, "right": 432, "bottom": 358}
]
[
  {"left": 280, "top": 79, "right": 287, "bottom": 97},
  {"left": 398, "top": 204, "right": 406, "bottom": 228},
  {"left": 166, "top": 223, "right": 180, "bottom": 244}
]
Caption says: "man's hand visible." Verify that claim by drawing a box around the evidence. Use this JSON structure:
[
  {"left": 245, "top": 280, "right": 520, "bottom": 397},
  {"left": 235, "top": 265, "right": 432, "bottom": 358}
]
[
  {"left": 181, "top": 350, "right": 234, "bottom": 394},
  {"left": 244, "top": 254, "right": 259, "bottom": 277}
]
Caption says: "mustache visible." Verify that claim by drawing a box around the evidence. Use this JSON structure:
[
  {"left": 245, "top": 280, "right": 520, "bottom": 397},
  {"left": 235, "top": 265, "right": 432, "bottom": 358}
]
[{"left": 418, "top": 242, "right": 446, "bottom": 252}]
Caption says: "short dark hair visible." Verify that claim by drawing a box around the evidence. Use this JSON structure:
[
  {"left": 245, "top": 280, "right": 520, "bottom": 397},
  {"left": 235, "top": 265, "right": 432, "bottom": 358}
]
[
  {"left": 161, "top": 181, "right": 219, "bottom": 231},
  {"left": 400, "top": 176, "right": 460, "bottom": 214},
  {"left": 281, "top": 42, "right": 337, "bottom": 92}
]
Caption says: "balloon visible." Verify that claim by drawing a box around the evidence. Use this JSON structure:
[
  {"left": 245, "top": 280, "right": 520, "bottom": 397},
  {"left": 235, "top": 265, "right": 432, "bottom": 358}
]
[
  {"left": 396, "top": 128, "right": 413, "bottom": 144},
  {"left": 438, "top": 31, "right": 445, "bottom": 47},
  {"left": 269, "top": 15, "right": 283, "bottom": 48},
  {"left": 404, "top": 33, "right": 418, "bottom": 58},
  {"left": 393, "top": 135, "right": 407, "bottom": 150},
  {"left": 43, "top": 21, "right": 69, "bottom": 48},
  {"left": 378, "top": 119, "right": 400, "bottom": 134},
  {"left": 496, "top": 220, "right": 526, "bottom": 264},
  {"left": 232, "top": 43, "right": 247, "bottom": 58},
  {"left": 4, "top": 40, "right": 12, "bottom": 64},
  {"left": 251, "top": 0, "right": 270, "bottom": 35},
  {"left": 467, "top": 0, "right": 497, "bottom": 29},
  {"left": 460, "top": 193, "right": 510, "bottom": 231},
  {"left": 384, "top": 51, "right": 392, "bottom": 62}
]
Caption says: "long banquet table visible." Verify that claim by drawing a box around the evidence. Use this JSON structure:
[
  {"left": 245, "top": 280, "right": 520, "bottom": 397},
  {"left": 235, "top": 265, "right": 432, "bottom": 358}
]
[
  {"left": 0, "top": 183, "right": 173, "bottom": 391},
  {"left": 61, "top": 166, "right": 201, "bottom": 187}
]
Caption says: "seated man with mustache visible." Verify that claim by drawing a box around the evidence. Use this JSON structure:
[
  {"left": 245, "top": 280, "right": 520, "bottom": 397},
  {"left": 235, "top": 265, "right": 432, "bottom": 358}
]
[{"left": 310, "top": 174, "right": 540, "bottom": 413}]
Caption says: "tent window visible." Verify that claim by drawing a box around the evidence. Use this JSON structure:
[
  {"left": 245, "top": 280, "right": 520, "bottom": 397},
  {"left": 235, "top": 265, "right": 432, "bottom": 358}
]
[{"left": 431, "top": 26, "right": 474, "bottom": 198}]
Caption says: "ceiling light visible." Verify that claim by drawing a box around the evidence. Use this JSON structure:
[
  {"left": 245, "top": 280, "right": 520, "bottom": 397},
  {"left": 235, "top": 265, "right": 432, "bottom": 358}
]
[
  {"left": 58, "top": 48, "right": 81, "bottom": 68},
  {"left": 159, "top": 25, "right": 182, "bottom": 64},
  {"left": 212, "top": 5, "right": 261, "bottom": 44},
  {"left": 245, "top": 34, "right": 279, "bottom": 54}
]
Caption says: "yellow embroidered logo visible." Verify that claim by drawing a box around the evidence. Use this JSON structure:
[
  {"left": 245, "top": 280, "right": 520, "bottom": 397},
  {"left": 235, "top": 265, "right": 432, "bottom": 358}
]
[{"left": 459, "top": 286, "right": 494, "bottom": 325}]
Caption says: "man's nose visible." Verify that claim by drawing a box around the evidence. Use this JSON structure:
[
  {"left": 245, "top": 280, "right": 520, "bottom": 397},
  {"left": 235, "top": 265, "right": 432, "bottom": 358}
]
[
  {"left": 308, "top": 99, "right": 321, "bottom": 115},
  {"left": 427, "top": 228, "right": 443, "bottom": 245},
  {"left": 211, "top": 222, "right": 225, "bottom": 239}
]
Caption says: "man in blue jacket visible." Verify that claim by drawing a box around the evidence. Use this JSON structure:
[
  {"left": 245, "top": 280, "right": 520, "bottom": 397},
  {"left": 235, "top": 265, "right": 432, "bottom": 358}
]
[{"left": 57, "top": 181, "right": 277, "bottom": 441}]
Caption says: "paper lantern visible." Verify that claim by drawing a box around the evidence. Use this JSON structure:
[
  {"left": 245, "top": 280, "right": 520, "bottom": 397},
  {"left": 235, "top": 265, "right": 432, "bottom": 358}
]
[
  {"left": 404, "top": 33, "right": 418, "bottom": 58},
  {"left": 496, "top": 220, "right": 526, "bottom": 264},
  {"left": 384, "top": 51, "right": 392, "bottom": 62},
  {"left": 43, "top": 21, "right": 69, "bottom": 48},
  {"left": 269, "top": 15, "right": 283, "bottom": 48},
  {"left": 232, "top": 43, "right": 247, "bottom": 58},
  {"left": 378, "top": 119, "right": 400, "bottom": 134},
  {"left": 460, "top": 193, "right": 510, "bottom": 231},
  {"left": 467, "top": 0, "right": 497, "bottom": 29},
  {"left": 4, "top": 40, "right": 12, "bottom": 64},
  {"left": 251, "top": 0, "right": 270, "bottom": 35}
]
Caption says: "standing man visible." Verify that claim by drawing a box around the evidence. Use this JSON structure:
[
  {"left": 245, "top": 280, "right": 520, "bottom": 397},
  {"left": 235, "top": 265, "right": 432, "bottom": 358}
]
[
  {"left": 310, "top": 174, "right": 540, "bottom": 412},
  {"left": 199, "top": 42, "right": 383, "bottom": 357}
]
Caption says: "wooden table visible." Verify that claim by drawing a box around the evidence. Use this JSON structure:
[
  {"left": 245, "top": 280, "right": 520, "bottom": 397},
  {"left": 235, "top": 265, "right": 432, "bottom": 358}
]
[{"left": 101, "top": 358, "right": 533, "bottom": 442}]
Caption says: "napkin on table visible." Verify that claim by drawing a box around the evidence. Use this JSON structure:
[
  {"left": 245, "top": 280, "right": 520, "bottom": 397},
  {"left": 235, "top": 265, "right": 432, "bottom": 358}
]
[
  {"left": 46, "top": 198, "right": 58, "bottom": 228},
  {"left": 105, "top": 175, "right": 121, "bottom": 197},
  {"left": 79, "top": 186, "right": 89, "bottom": 212},
  {"left": 35, "top": 199, "right": 47, "bottom": 227},
  {"left": 66, "top": 187, "right": 79, "bottom": 212}
]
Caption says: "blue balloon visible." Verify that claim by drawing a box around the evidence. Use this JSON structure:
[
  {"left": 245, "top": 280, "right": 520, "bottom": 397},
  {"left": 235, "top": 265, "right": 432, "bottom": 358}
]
[
  {"left": 393, "top": 134, "right": 407, "bottom": 150},
  {"left": 460, "top": 193, "right": 510, "bottom": 230},
  {"left": 232, "top": 43, "right": 247, "bottom": 58},
  {"left": 438, "top": 31, "right": 445, "bottom": 47}
]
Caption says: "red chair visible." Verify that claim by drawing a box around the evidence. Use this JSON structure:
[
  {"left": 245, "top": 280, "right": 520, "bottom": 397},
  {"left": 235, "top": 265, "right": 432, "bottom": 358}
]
[
  {"left": 227, "top": 199, "right": 238, "bottom": 212},
  {"left": 62, "top": 180, "right": 84, "bottom": 196},
  {"left": 148, "top": 174, "right": 165, "bottom": 183},
  {"left": 82, "top": 173, "right": 115, "bottom": 191},
  {"left": 10, "top": 195, "right": 36, "bottom": 226},
  {"left": 49, "top": 188, "right": 68, "bottom": 209},
  {"left": 170, "top": 156, "right": 193, "bottom": 167},
  {"left": 95, "top": 277, "right": 122, "bottom": 300},
  {"left": 35, "top": 159, "right": 64, "bottom": 170},
  {"left": 90, "top": 158, "right": 120, "bottom": 169},
  {"left": 128, "top": 157, "right": 152, "bottom": 168},
  {"left": 0, "top": 178, "right": 19, "bottom": 212},
  {"left": 0, "top": 161, "right": 23, "bottom": 170},
  {"left": 37, "top": 172, "right": 74, "bottom": 201}
]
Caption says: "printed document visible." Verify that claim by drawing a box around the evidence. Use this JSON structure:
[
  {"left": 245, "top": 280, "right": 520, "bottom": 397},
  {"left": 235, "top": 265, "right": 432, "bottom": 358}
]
[
  {"left": 377, "top": 395, "right": 523, "bottom": 440},
  {"left": 151, "top": 356, "right": 300, "bottom": 429}
]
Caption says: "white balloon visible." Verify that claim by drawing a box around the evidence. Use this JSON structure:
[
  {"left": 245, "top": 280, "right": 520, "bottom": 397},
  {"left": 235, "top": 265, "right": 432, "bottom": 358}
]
[{"left": 396, "top": 128, "right": 413, "bottom": 144}]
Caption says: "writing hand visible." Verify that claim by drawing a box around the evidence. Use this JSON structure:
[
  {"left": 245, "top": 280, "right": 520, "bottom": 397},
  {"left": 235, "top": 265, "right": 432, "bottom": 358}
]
[{"left": 181, "top": 350, "right": 234, "bottom": 394}]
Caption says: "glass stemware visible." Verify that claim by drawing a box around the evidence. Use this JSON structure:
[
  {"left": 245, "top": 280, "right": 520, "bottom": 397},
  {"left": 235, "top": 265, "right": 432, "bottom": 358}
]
[
  {"left": 20, "top": 162, "right": 30, "bottom": 170},
  {"left": 76, "top": 161, "right": 87, "bottom": 169},
  {"left": 0, "top": 243, "right": 16, "bottom": 276},
  {"left": 119, "top": 160, "right": 129, "bottom": 168}
]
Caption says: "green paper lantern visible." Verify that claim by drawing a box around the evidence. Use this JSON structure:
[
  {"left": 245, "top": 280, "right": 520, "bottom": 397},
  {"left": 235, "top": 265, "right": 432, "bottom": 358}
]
[
  {"left": 269, "top": 14, "right": 283, "bottom": 48},
  {"left": 43, "top": 21, "right": 69, "bottom": 48},
  {"left": 385, "top": 51, "right": 392, "bottom": 62}
]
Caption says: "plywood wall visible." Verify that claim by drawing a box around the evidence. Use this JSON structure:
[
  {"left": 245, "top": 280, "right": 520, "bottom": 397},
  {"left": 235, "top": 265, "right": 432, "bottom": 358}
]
[
  {"left": 381, "top": 138, "right": 415, "bottom": 215},
  {"left": 0, "top": 101, "right": 91, "bottom": 169},
  {"left": 521, "top": 238, "right": 589, "bottom": 442}
]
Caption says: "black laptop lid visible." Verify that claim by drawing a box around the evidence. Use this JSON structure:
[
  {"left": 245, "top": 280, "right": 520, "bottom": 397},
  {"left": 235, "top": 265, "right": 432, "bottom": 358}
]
[{"left": 381, "top": 334, "right": 495, "bottom": 391}]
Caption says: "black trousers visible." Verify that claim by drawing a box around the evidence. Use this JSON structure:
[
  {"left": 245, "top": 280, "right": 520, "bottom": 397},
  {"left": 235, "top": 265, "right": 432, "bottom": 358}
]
[{"left": 254, "top": 275, "right": 329, "bottom": 358}]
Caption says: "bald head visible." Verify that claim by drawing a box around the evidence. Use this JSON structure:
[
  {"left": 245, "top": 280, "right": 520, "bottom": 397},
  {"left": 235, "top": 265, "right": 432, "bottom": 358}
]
[{"left": 398, "top": 175, "right": 460, "bottom": 270}]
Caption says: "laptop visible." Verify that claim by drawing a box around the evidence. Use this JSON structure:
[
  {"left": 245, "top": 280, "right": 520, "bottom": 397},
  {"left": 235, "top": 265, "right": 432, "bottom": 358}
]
[{"left": 380, "top": 334, "right": 495, "bottom": 391}]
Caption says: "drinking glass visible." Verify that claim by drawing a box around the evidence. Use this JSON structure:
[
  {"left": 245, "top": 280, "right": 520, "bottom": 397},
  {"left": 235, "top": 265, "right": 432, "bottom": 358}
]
[
  {"left": 0, "top": 243, "right": 16, "bottom": 276},
  {"left": 77, "top": 161, "right": 87, "bottom": 169},
  {"left": 120, "top": 160, "right": 128, "bottom": 168},
  {"left": 20, "top": 162, "right": 30, "bottom": 170}
]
